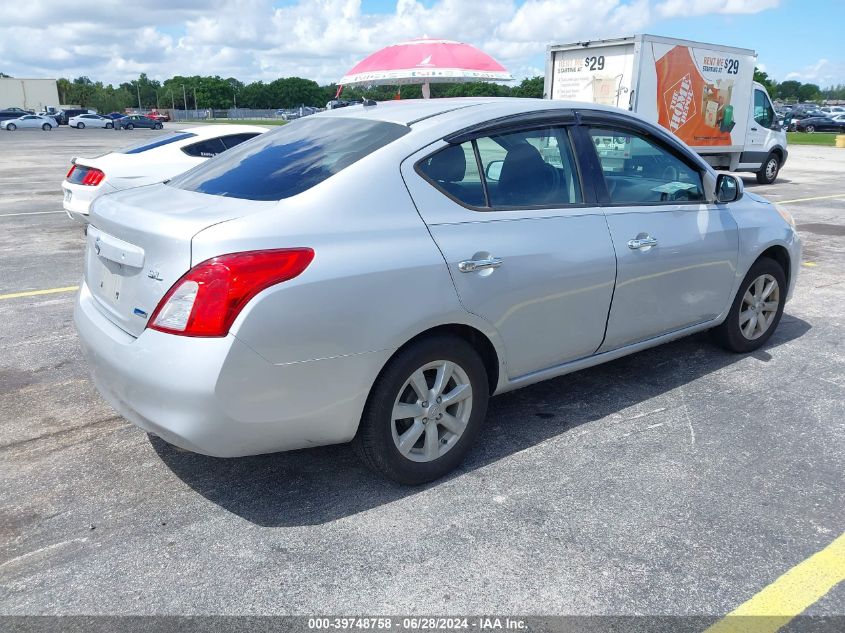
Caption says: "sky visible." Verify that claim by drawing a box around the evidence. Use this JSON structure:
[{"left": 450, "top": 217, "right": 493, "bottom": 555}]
[{"left": 0, "top": 0, "right": 843, "bottom": 88}]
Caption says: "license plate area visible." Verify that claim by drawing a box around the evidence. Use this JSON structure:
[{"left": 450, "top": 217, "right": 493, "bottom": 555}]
[
  {"left": 63, "top": 188, "right": 72, "bottom": 203},
  {"left": 93, "top": 258, "right": 124, "bottom": 305}
]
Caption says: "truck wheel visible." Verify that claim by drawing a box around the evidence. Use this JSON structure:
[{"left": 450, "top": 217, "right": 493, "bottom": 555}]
[
  {"left": 805, "top": 125, "right": 815, "bottom": 134},
  {"left": 756, "top": 153, "right": 780, "bottom": 185}
]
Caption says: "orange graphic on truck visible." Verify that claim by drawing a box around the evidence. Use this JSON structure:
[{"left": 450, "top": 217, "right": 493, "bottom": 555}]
[{"left": 656, "top": 46, "right": 733, "bottom": 147}]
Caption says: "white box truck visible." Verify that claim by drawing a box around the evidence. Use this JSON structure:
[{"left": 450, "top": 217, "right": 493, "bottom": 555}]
[{"left": 544, "top": 34, "right": 787, "bottom": 183}]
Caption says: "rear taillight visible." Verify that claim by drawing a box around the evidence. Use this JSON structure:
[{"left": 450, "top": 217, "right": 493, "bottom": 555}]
[
  {"left": 148, "top": 248, "right": 314, "bottom": 337},
  {"left": 66, "top": 165, "right": 105, "bottom": 186},
  {"left": 81, "top": 168, "right": 105, "bottom": 186}
]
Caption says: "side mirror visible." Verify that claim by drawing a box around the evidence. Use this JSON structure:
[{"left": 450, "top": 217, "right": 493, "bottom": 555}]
[
  {"left": 716, "top": 173, "right": 743, "bottom": 203},
  {"left": 485, "top": 160, "right": 504, "bottom": 181}
]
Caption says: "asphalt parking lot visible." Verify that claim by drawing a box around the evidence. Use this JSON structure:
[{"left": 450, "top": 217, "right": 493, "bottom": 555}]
[{"left": 1, "top": 125, "right": 843, "bottom": 621}]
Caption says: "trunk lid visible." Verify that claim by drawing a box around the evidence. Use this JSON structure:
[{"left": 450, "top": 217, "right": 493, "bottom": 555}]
[{"left": 86, "top": 183, "right": 277, "bottom": 337}]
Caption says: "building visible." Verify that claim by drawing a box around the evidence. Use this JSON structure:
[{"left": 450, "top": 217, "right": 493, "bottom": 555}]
[{"left": 0, "top": 78, "right": 60, "bottom": 111}]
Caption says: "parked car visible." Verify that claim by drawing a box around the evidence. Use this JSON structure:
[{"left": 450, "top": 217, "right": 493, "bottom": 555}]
[
  {"left": 145, "top": 111, "right": 170, "bottom": 122},
  {"left": 832, "top": 114, "right": 845, "bottom": 123},
  {"left": 104, "top": 112, "right": 125, "bottom": 120},
  {"left": 794, "top": 116, "right": 845, "bottom": 133},
  {"left": 785, "top": 108, "right": 826, "bottom": 130},
  {"left": 75, "top": 99, "right": 801, "bottom": 484},
  {"left": 1, "top": 114, "right": 58, "bottom": 130},
  {"left": 820, "top": 106, "right": 845, "bottom": 115},
  {"left": 0, "top": 107, "right": 35, "bottom": 121},
  {"left": 63, "top": 125, "right": 267, "bottom": 222},
  {"left": 69, "top": 113, "right": 115, "bottom": 129},
  {"left": 114, "top": 114, "right": 163, "bottom": 130},
  {"left": 44, "top": 108, "right": 93, "bottom": 125}
]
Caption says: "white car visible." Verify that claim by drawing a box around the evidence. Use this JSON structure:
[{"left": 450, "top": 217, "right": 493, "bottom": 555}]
[
  {"left": 69, "top": 113, "right": 114, "bottom": 129},
  {"left": 62, "top": 125, "right": 268, "bottom": 222},
  {"left": 1, "top": 114, "right": 58, "bottom": 130}
]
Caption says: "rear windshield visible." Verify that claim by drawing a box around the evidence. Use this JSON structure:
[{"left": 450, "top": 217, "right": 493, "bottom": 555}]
[
  {"left": 168, "top": 117, "right": 409, "bottom": 201},
  {"left": 118, "top": 132, "right": 197, "bottom": 154}
]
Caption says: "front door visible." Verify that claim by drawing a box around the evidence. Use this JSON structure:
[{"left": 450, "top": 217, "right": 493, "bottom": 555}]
[
  {"left": 582, "top": 126, "right": 739, "bottom": 352},
  {"left": 402, "top": 124, "right": 616, "bottom": 379}
]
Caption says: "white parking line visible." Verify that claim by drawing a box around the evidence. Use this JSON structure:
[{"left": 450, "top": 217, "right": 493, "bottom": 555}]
[{"left": 0, "top": 210, "right": 65, "bottom": 218}]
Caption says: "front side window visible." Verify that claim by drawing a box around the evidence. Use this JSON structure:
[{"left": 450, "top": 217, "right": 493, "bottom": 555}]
[
  {"left": 588, "top": 128, "right": 704, "bottom": 204},
  {"left": 417, "top": 125, "right": 582, "bottom": 209},
  {"left": 170, "top": 117, "right": 409, "bottom": 201},
  {"left": 754, "top": 89, "right": 775, "bottom": 128}
]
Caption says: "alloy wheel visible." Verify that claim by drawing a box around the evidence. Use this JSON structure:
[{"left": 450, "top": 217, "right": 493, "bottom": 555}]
[
  {"left": 391, "top": 360, "right": 473, "bottom": 463},
  {"left": 739, "top": 274, "right": 780, "bottom": 340}
]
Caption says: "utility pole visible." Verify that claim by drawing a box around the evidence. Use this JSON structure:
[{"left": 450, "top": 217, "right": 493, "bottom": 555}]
[
  {"left": 233, "top": 89, "right": 237, "bottom": 109},
  {"left": 193, "top": 87, "right": 198, "bottom": 111},
  {"left": 136, "top": 83, "right": 142, "bottom": 112},
  {"left": 182, "top": 84, "right": 188, "bottom": 113}
]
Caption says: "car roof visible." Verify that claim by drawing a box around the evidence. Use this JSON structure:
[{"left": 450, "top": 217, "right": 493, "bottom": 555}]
[
  {"left": 314, "top": 97, "right": 636, "bottom": 126},
  {"left": 180, "top": 124, "right": 269, "bottom": 137}
]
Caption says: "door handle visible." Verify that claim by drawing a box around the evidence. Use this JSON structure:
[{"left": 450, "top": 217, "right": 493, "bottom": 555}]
[
  {"left": 751, "top": 127, "right": 758, "bottom": 131},
  {"left": 458, "top": 257, "right": 503, "bottom": 273},
  {"left": 627, "top": 236, "right": 658, "bottom": 250}
]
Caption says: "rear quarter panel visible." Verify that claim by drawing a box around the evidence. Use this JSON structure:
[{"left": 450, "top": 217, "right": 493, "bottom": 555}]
[{"left": 191, "top": 149, "right": 505, "bottom": 372}]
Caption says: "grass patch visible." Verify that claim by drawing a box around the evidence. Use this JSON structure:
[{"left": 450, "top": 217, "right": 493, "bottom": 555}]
[{"left": 787, "top": 131, "right": 841, "bottom": 146}]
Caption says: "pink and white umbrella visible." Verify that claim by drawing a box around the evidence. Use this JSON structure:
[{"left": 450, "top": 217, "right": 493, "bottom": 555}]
[{"left": 338, "top": 38, "right": 513, "bottom": 98}]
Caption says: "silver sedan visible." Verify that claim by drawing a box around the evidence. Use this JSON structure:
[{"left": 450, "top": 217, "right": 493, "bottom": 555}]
[
  {"left": 75, "top": 98, "right": 801, "bottom": 484},
  {"left": 1, "top": 114, "right": 58, "bottom": 130}
]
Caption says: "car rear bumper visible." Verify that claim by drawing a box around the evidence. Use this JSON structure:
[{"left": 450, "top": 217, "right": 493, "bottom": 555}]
[
  {"left": 63, "top": 181, "right": 117, "bottom": 222},
  {"left": 74, "top": 280, "right": 389, "bottom": 457}
]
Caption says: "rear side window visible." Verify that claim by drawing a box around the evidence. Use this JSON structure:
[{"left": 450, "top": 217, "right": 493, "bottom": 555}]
[
  {"left": 588, "top": 127, "right": 704, "bottom": 204},
  {"left": 417, "top": 126, "right": 582, "bottom": 209},
  {"left": 169, "top": 118, "right": 409, "bottom": 201},
  {"left": 118, "top": 132, "right": 197, "bottom": 154},
  {"left": 182, "top": 138, "right": 227, "bottom": 158}
]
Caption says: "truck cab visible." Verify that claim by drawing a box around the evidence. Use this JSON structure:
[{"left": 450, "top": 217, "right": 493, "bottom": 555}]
[{"left": 735, "top": 82, "right": 787, "bottom": 184}]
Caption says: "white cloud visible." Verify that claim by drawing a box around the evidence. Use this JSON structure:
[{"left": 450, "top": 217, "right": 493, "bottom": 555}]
[
  {"left": 655, "top": 0, "right": 778, "bottom": 19},
  {"left": 784, "top": 58, "right": 845, "bottom": 85},
  {"left": 0, "top": 0, "right": 837, "bottom": 89}
]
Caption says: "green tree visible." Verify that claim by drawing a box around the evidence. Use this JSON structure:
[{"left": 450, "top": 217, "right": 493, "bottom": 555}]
[
  {"left": 753, "top": 68, "right": 775, "bottom": 95},
  {"left": 776, "top": 80, "right": 802, "bottom": 101},
  {"left": 511, "top": 76, "right": 543, "bottom": 98},
  {"left": 797, "top": 83, "right": 821, "bottom": 103}
]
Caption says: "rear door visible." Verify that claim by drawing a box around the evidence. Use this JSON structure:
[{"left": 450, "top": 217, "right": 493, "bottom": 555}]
[
  {"left": 580, "top": 122, "right": 738, "bottom": 352},
  {"left": 402, "top": 120, "right": 616, "bottom": 379}
]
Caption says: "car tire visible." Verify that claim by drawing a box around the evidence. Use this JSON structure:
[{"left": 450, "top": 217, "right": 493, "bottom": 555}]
[
  {"left": 756, "top": 152, "right": 780, "bottom": 184},
  {"left": 6, "top": 123, "right": 15, "bottom": 131},
  {"left": 711, "top": 256, "right": 787, "bottom": 354},
  {"left": 154, "top": 123, "right": 163, "bottom": 130},
  {"left": 353, "top": 334, "right": 489, "bottom": 485},
  {"left": 126, "top": 123, "right": 134, "bottom": 130},
  {"left": 105, "top": 123, "right": 113, "bottom": 129},
  {"left": 42, "top": 123, "right": 52, "bottom": 131},
  {"left": 805, "top": 125, "right": 815, "bottom": 133},
  {"left": 77, "top": 122, "right": 85, "bottom": 129}
]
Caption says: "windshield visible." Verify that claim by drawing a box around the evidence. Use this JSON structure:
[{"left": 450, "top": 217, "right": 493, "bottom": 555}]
[
  {"left": 168, "top": 117, "right": 409, "bottom": 201},
  {"left": 118, "top": 132, "right": 197, "bottom": 154}
]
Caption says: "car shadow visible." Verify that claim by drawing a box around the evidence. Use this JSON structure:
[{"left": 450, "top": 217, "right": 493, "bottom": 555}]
[{"left": 152, "top": 314, "right": 811, "bottom": 527}]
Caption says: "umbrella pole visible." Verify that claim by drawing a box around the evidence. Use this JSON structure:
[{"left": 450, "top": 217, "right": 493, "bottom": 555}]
[{"left": 422, "top": 81, "right": 431, "bottom": 99}]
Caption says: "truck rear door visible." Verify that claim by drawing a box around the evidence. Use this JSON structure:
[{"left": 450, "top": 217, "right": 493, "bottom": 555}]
[{"left": 548, "top": 43, "right": 636, "bottom": 109}]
